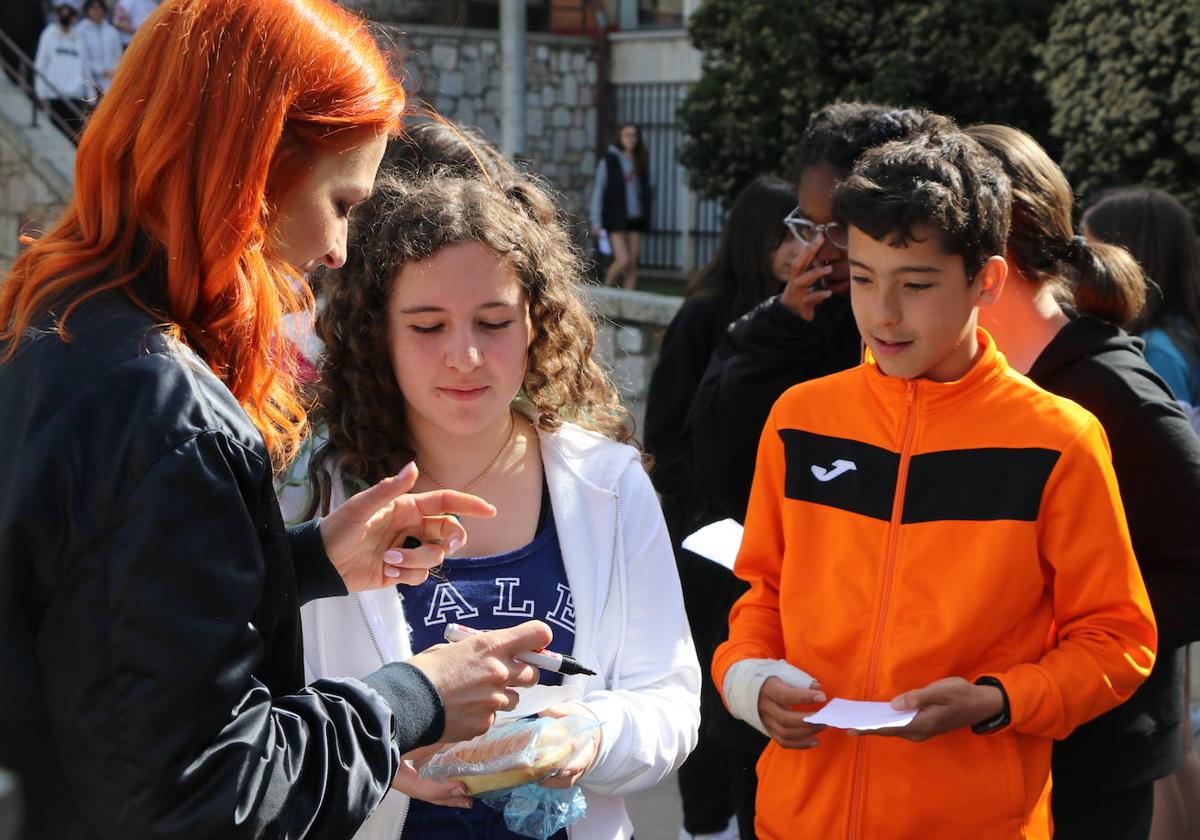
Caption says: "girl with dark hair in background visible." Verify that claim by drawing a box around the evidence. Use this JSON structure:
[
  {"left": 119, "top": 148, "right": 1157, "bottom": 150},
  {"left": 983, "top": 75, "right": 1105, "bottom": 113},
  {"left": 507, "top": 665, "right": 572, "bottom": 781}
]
[
  {"left": 590, "top": 122, "right": 651, "bottom": 290},
  {"left": 644, "top": 174, "right": 799, "bottom": 840},
  {"left": 1082, "top": 188, "right": 1200, "bottom": 418},
  {"left": 967, "top": 124, "right": 1200, "bottom": 840},
  {"left": 647, "top": 176, "right": 801, "bottom": 541}
]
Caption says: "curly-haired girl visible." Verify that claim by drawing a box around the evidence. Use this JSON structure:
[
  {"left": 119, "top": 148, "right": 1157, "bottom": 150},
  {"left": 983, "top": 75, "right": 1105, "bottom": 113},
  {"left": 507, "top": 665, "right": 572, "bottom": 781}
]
[{"left": 294, "top": 172, "right": 701, "bottom": 840}]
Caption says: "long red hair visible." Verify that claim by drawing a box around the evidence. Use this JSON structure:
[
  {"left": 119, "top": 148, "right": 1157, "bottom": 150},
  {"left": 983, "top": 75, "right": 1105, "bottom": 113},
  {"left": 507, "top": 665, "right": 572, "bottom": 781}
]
[{"left": 0, "top": 0, "right": 404, "bottom": 468}]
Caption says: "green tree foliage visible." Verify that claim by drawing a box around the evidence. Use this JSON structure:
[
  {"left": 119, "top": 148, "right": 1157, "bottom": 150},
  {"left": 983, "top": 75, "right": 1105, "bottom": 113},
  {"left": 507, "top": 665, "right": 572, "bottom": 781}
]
[
  {"left": 1041, "top": 0, "right": 1200, "bottom": 220},
  {"left": 680, "top": 0, "right": 1057, "bottom": 204}
]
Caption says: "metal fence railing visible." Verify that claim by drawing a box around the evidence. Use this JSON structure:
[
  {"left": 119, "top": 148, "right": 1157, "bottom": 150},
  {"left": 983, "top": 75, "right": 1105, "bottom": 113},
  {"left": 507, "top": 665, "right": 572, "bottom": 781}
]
[{"left": 0, "top": 26, "right": 87, "bottom": 145}]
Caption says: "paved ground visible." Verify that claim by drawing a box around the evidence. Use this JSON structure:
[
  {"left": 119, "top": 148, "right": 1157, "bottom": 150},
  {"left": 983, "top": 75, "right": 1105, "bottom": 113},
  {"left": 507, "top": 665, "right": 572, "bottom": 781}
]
[{"left": 625, "top": 770, "right": 683, "bottom": 840}]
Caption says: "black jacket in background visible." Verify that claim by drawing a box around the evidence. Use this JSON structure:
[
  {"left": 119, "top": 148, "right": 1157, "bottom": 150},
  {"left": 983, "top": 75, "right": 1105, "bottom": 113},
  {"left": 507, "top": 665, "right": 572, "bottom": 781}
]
[
  {"left": 0, "top": 292, "right": 444, "bottom": 839},
  {"left": 645, "top": 292, "right": 766, "bottom": 756},
  {"left": 645, "top": 292, "right": 730, "bottom": 542},
  {"left": 686, "top": 292, "right": 863, "bottom": 523},
  {"left": 599, "top": 148, "right": 652, "bottom": 231},
  {"left": 1029, "top": 315, "right": 1200, "bottom": 795}
]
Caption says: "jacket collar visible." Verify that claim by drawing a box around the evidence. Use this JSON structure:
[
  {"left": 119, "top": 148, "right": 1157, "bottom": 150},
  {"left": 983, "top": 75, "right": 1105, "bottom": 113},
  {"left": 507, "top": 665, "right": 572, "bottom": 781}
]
[{"left": 862, "top": 327, "right": 1012, "bottom": 414}]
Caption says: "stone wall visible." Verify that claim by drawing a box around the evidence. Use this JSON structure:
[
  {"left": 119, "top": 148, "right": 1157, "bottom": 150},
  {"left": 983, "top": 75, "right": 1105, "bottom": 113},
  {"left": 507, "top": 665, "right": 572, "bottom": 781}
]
[
  {"left": 0, "top": 75, "right": 74, "bottom": 276},
  {"left": 351, "top": 16, "right": 601, "bottom": 221},
  {"left": 585, "top": 286, "right": 681, "bottom": 433}
]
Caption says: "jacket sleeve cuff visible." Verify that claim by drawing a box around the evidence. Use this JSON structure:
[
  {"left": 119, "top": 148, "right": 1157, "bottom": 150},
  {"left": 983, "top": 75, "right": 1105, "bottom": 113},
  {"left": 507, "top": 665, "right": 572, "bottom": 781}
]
[
  {"left": 764, "top": 296, "right": 814, "bottom": 331},
  {"left": 363, "top": 661, "right": 446, "bottom": 751},
  {"left": 979, "top": 664, "right": 1055, "bottom": 736},
  {"left": 288, "top": 518, "right": 347, "bottom": 604},
  {"left": 722, "top": 659, "right": 815, "bottom": 737}
]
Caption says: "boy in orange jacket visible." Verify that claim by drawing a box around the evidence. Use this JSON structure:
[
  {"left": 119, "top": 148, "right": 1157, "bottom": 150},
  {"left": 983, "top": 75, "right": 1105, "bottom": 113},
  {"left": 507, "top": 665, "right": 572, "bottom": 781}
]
[{"left": 713, "top": 116, "right": 1157, "bottom": 839}]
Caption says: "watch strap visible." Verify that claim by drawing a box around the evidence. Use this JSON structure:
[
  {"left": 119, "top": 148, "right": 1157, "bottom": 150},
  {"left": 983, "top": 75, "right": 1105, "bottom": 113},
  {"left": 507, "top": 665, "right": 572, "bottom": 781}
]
[{"left": 971, "top": 676, "right": 1011, "bottom": 735}]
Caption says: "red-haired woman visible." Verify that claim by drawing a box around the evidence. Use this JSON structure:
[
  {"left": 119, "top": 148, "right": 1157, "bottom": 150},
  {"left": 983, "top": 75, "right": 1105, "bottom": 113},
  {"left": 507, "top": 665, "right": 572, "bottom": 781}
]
[{"left": 0, "top": 2, "right": 551, "bottom": 838}]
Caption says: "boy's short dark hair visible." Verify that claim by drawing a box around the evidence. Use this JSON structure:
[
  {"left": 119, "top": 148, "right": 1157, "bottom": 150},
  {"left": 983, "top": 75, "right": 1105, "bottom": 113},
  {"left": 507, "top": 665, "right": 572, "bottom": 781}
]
[{"left": 832, "top": 115, "right": 1012, "bottom": 281}]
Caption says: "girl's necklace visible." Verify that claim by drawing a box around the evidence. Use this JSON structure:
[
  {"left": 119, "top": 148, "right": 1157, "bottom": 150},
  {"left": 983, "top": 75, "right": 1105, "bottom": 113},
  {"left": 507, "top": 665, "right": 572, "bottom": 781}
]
[{"left": 414, "top": 412, "right": 518, "bottom": 492}]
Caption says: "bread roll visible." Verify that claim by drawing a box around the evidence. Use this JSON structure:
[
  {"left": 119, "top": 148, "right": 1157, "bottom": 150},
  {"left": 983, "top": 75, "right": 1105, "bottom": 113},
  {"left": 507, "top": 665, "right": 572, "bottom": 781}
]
[{"left": 434, "top": 719, "right": 576, "bottom": 795}]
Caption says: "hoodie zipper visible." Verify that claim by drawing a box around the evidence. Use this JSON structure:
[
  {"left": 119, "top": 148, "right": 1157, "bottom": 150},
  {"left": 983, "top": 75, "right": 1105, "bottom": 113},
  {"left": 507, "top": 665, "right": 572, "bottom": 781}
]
[
  {"left": 354, "top": 593, "right": 388, "bottom": 666},
  {"left": 848, "top": 380, "right": 918, "bottom": 840},
  {"left": 591, "top": 491, "right": 622, "bottom": 693}
]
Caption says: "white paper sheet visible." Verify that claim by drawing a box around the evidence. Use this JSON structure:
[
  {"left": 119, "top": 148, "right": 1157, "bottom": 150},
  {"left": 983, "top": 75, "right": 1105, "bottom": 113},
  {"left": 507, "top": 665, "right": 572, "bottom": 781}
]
[
  {"left": 495, "top": 683, "right": 583, "bottom": 721},
  {"left": 803, "top": 698, "right": 917, "bottom": 731},
  {"left": 680, "top": 518, "right": 744, "bottom": 571}
]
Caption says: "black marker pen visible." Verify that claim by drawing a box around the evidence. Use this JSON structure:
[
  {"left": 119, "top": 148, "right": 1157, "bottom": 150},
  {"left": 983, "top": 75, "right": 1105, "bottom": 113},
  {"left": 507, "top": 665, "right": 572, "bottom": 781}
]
[{"left": 443, "top": 622, "right": 597, "bottom": 676}]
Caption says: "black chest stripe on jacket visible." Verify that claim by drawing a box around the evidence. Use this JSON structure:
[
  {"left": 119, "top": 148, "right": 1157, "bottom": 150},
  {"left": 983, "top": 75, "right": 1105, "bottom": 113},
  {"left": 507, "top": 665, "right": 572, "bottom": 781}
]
[
  {"left": 780, "top": 429, "right": 899, "bottom": 520},
  {"left": 780, "top": 429, "right": 1061, "bottom": 523},
  {"left": 902, "top": 447, "right": 1060, "bottom": 523}
]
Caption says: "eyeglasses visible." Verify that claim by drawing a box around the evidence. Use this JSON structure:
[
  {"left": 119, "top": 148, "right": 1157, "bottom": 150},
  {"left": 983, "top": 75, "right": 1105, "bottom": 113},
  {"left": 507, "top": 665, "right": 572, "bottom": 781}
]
[{"left": 784, "top": 207, "right": 848, "bottom": 250}]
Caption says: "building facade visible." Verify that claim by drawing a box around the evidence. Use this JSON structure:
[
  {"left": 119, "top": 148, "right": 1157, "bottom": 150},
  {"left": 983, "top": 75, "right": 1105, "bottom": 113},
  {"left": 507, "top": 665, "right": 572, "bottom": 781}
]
[{"left": 343, "top": 0, "right": 719, "bottom": 277}]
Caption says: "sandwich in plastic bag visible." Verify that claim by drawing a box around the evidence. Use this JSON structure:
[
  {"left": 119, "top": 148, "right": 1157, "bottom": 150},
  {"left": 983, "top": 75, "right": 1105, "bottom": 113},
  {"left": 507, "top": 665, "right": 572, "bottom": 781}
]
[{"left": 420, "top": 715, "right": 602, "bottom": 838}]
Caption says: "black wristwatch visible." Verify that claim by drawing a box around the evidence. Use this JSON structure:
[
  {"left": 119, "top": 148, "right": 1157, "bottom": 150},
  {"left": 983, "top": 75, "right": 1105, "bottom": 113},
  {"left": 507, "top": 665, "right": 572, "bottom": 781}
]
[{"left": 971, "top": 676, "right": 1011, "bottom": 735}]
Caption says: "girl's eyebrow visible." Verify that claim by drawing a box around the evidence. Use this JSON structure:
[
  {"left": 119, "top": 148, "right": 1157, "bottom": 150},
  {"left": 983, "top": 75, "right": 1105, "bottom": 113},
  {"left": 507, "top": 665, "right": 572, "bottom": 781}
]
[{"left": 398, "top": 302, "right": 514, "bottom": 315}]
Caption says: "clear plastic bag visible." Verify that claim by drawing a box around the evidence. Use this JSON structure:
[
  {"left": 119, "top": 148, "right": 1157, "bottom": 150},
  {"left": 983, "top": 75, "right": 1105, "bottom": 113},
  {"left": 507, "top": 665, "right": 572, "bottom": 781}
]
[{"left": 420, "top": 715, "right": 600, "bottom": 795}]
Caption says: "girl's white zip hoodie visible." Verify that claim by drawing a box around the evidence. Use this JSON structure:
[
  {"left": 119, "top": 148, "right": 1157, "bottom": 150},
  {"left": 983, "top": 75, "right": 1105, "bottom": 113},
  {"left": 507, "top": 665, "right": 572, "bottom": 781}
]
[{"left": 289, "top": 421, "right": 701, "bottom": 840}]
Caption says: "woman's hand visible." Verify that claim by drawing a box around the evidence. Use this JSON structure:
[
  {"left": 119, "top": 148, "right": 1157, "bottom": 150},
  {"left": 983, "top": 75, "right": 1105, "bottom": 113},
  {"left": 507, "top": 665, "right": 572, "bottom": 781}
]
[
  {"left": 392, "top": 748, "right": 473, "bottom": 809},
  {"left": 319, "top": 462, "right": 496, "bottom": 591},
  {"left": 537, "top": 703, "right": 601, "bottom": 789}
]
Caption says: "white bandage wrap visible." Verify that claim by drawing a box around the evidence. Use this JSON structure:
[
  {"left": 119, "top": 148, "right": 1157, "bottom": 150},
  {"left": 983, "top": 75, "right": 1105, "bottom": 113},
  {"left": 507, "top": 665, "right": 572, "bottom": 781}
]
[{"left": 722, "top": 659, "right": 816, "bottom": 737}]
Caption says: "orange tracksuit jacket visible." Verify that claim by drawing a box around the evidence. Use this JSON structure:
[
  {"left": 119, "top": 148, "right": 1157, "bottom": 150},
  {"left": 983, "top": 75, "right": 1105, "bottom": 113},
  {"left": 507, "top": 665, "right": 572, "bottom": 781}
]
[{"left": 713, "top": 330, "right": 1156, "bottom": 840}]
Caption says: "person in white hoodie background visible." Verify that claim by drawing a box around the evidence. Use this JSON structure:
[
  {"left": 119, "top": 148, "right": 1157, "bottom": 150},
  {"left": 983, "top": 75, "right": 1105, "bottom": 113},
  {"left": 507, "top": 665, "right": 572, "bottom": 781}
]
[
  {"left": 76, "top": 0, "right": 122, "bottom": 97},
  {"left": 33, "top": 4, "right": 91, "bottom": 136},
  {"left": 281, "top": 167, "right": 700, "bottom": 840}
]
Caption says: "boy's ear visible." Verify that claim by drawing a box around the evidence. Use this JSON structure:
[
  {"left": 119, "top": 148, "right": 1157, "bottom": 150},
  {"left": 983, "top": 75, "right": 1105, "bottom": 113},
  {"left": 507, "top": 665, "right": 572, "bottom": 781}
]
[{"left": 973, "top": 255, "right": 1008, "bottom": 308}]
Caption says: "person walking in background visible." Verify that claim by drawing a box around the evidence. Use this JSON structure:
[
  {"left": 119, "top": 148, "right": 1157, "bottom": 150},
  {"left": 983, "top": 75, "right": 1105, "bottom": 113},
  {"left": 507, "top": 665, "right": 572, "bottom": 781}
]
[
  {"left": 291, "top": 171, "right": 700, "bottom": 840},
  {"left": 590, "top": 122, "right": 651, "bottom": 290},
  {"left": 32, "top": 3, "right": 91, "bottom": 136},
  {"left": 76, "top": 0, "right": 122, "bottom": 99},
  {"left": 644, "top": 175, "right": 799, "bottom": 840},
  {"left": 0, "top": 2, "right": 553, "bottom": 837},
  {"left": 1082, "top": 188, "right": 1200, "bottom": 425},
  {"left": 967, "top": 123, "right": 1200, "bottom": 840}
]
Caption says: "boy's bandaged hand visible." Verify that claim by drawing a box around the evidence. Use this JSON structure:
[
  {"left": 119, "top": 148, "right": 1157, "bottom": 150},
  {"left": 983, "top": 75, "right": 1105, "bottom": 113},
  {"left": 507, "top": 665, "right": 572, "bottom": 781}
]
[{"left": 723, "top": 659, "right": 826, "bottom": 747}]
